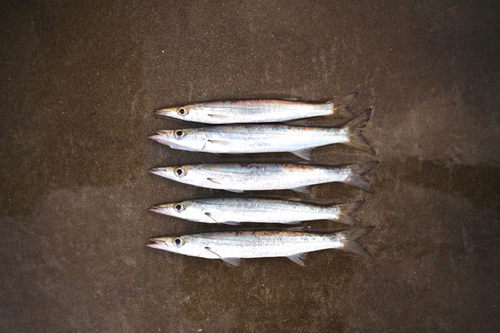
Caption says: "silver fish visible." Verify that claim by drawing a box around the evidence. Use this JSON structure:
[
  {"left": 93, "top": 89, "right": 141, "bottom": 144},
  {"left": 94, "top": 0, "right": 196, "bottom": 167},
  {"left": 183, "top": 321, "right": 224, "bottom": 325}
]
[
  {"left": 150, "top": 197, "right": 364, "bottom": 226},
  {"left": 146, "top": 227, "right": 374, "bottom": 266},
  {"left": 149, "top": 161, "right": 378, "bottom": 193},
  {"left": 155, "top": 93, "right": 357, "bottom": 124},
  {"left": 149, "top": 109, "right": 374, "bottom": 159}
]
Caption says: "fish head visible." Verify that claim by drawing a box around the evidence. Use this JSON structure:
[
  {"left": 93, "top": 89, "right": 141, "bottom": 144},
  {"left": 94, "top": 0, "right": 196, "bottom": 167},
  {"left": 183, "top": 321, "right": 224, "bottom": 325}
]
[
  {"left": 155, "top": 104, "right": 204, "bottom": 122},
  {"left": 149, "top": 201, "right": 210, "bottom": 223},
  {"left": 149, "top": 165, "right": 206, "bottom": 187},
  {"left": 149, "top": 129, "right": 207, "bottom": 151},
  {"left": 146, "top": 236, "right": 204, "bottom": 256}
]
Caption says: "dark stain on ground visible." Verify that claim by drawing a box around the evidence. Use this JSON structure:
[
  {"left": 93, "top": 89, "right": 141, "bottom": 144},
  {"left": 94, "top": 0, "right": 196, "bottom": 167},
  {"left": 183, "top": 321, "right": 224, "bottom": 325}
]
[
  {"left": 378, "top": 157, "right": 500, "bottom": 210},
  {"left": 178, "top": 255, "right": 352, "bottom": 332},
  {"left": 0, "top": 2, "right": 145, "bottom": 217}
]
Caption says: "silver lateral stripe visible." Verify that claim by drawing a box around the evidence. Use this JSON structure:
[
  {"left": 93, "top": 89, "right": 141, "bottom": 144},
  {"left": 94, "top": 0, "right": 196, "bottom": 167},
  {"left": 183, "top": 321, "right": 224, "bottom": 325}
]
[
  {"left": 146, "top": 227, "right": 374, "bottom": 266},
  {"left": 155, "top": 93, "right": 357, "bottom": 124}
]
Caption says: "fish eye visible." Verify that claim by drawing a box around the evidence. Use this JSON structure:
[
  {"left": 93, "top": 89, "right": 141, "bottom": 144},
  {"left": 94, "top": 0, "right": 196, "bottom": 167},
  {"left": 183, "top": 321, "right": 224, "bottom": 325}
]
[
  {"left": 174, "top": 130, "right": 185, "bottom": 139},
  {"left": 173, "top": 237, "right": 184, "bottom": 247},
  {"left": 178, "top": 108, "right": 188, "bottom": 116},
  {"left": 175, "top": 167, "right": 185, "bottom": 177},
  {"left": 174, "top": 203, "right": 185, "bottom": 212}
]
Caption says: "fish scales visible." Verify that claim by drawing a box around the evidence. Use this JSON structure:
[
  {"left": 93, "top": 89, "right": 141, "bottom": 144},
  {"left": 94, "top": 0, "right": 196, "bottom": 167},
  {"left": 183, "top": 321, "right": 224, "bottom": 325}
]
[
  {"left": 149, "top": 109, "right": 375, "bottom": 159},
  {"left": 150, "top": 197, "right": 363, "bottom": 225},
  {"left": 147, "top": 227, "right": 374, "bottom": 266},
  {"left": 191, "top": 231, "right": 337, "bottom": 257},
  {"left": 149, "top": 162, "right": 377, "bottom": 192},
  {"left": 155, "top": 94, "right": 357, "bottom": 124}
]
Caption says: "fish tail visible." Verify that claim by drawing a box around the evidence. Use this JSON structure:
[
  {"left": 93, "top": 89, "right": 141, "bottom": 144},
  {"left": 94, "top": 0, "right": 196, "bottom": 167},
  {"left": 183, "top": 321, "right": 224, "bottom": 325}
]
[
  {"left": 342, "top": 108, "right": 375, "bottom": 154},
  {"left": 328, "top": 92, "right": 357, "bottom": 118},
  {"left": 333, "top": 200, "right": 365, "bottom": 226},
  {"left": 337, "top": 226, "right": 374, "bottom": 257},
  {"left": 344, "top": 161, "right": 378, "bottom": 193}
]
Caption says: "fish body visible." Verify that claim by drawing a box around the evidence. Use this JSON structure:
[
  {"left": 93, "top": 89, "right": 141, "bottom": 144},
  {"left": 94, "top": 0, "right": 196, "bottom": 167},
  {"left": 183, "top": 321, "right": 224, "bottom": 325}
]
[
  {"left": 149, "top": 109, "right": 374, "bottom": 159},
  {"left": 155, "top": 93, "right": 357, "bottom": 124},
  {"left": 147, "top": 227, "right": 374, "bottom": 266},
  {"left": 149, "top": 161, "right": 378, "bottom": 193},
  {"left": 150, "top": 197, "right": 364, "bottom": 226}
]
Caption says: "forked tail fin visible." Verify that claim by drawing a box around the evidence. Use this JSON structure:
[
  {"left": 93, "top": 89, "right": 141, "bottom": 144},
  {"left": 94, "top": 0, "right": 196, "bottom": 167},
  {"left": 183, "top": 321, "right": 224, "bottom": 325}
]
[
  {"left": 332, "top": 200, "right": 365, "bottom": 226},
  {"left": 328, "top": 92, "right": 358, "bottom": 118},
  {"left": 343, "top": 161, "right": 379, "bottom": 193},
  {"left": 336, "top": 226, "right": 374, "bottom": 257},
  {"left": 342, "top": 108, "right": 375, "bottom": 154}
]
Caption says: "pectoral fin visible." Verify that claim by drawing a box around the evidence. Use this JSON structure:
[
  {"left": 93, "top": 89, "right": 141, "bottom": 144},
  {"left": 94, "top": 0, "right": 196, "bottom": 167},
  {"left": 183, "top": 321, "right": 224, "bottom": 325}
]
[
  {"left": 204, "top": 212, "right": 220, "bottom": 224},
  {"left": 205, "top": 246, "right": 221, "bottom": 258},
  {"left": 207, "top": 177, "right": 221, "bottom": 184},
  {"left": 205, "top": 247, "right": 241, "bottom": 266},
  {"left": 207, "top": 139, "right": 230, "bottom": 146},
  {"left": 287, "top": 252, "right": 308, "bottom": 266},
  {"left": 208, "top": 114, "right": 229, "bottom": 119}
]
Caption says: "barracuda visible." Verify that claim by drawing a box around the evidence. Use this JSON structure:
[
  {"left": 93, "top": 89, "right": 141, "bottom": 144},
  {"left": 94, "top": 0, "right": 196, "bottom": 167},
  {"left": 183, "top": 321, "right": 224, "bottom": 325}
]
[
  {"left": 146, "top": 227, "right": 374, "bottom": 266},
  {"left": 149, "top": 161, "right": 378, "bottom": 193},
  {"left": 149, "top": 109, "right": 374, "bottom": 159},
  {"left": 150, "top": 197, "right": 364, "bottom": 226},
  {"left": 155, "top": 93, "right": 357, "bottom": 124}
]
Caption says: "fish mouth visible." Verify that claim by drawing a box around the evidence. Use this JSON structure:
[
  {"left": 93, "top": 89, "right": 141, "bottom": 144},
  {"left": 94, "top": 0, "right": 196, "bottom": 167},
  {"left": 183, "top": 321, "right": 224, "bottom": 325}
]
[
  {"left": 148, "top": 130, "right": 163, "bottom": 140},
  {"left": 155, "top": 108, "right": 177, "bottom": 117},
  {"left": 149, "top": 167, "right": 167, "bottom": 177},
  {"left": 146, "top": 238, "right": 163, "bottom": 249},
  {"left": 149, "top": 205, "right": 167, "bottom": 214},
  {"left": 149, "top": 131, "right": 172, "bottom": 144}
]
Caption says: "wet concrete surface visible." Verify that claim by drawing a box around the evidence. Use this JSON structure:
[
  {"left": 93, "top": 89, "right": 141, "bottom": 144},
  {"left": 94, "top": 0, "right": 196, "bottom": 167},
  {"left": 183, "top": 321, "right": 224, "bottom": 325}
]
[{"left": 1, "top": 1, "right": 499, "bottom": 332}]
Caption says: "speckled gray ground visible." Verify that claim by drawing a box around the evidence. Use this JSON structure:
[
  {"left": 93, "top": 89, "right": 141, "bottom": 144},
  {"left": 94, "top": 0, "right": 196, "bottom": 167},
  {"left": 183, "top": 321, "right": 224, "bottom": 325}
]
[{"left": 1, "top": 1, "right": 499, "bottom": 332}]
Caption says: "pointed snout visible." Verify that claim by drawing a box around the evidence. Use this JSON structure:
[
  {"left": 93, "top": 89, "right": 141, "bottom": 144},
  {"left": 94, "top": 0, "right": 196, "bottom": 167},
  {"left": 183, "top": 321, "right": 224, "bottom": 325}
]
[
  {"left": 155, "top": 107, "right": 177, "bottom": 118},
  {"left": 149, "top": 204, "right": 166, "bottom": 214},
  {"left": 148, "top": 167, "right": 166, "bottom": 177},
  {"left": 148, "top": 130, "right": 172, "bottom": 145},
  {"left": 148, "top": 130, "right": 163, "bottom": 140},
  {"left": 146, "top": 238, "right": 165, "bottom": 249}
]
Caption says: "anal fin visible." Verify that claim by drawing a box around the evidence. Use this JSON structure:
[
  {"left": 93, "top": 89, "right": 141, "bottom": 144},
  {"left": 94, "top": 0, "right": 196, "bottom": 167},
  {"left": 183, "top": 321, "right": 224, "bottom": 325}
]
[
  {"left": 292, "top": 186, "right": 310, "bottom": 193},
  {"left": 291, "top": 148, "right": 313, "bottom": 160},
  {"left": 226, "top": 189, "right": 245, "bottom": 193},
  {"left": 287, "top": 252, "right": 308, "bottom": 266},
  {"left": 221, "top": 257, "right": 242, "bottom": 266},
  {"left": 222, "top": 221, "right": 241, "bottom": 226}
]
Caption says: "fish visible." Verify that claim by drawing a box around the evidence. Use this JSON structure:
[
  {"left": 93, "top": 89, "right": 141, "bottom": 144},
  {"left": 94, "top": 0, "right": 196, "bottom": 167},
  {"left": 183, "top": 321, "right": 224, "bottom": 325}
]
[
  {"left": 150, "top": 197, "right": 364, "bottom": 226},
  {"left": 146, "top": 227, "right": 374, "bottom": 266},
  {"left": 155, "top": 93, "right": 357, "bottom": 124},
  {"left": 149, "top": 161, "right": 378, "bottom": 193},
  {"left": 149, "top": 109, "right": 375, "bottom": 159}
]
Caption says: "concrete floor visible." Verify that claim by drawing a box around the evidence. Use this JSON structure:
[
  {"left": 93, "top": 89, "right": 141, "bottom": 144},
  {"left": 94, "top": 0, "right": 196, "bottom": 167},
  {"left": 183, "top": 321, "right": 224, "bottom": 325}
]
[{"left": 1, "top": 1, "right": 499, "bottom": 332}]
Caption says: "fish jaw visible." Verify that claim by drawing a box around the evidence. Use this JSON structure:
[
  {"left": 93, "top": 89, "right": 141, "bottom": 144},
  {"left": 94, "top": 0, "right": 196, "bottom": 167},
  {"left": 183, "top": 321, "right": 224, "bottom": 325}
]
[
  {"left": 149, "top": 165, "right": 206, "bottom": 189},
  {"left": 149, "top": 204, "right": 175, "bottom": 217},
  {"left": 155, "top": 107, "right": 184, "bottom": 120},
  {"left": 149, "top": 129, "right": 207, "bottom": 151},
  {"left": 147, "top": 235, "right": 209, "bottom": 258},
  {"left": 146, "top": 237, "right": 171, "bottom": 251},
  {"left": 149, "top": 130, "right": 175, "bottom": 146},
  {"left": 149, "top": 166, "right": 176, "bottom": 180}
]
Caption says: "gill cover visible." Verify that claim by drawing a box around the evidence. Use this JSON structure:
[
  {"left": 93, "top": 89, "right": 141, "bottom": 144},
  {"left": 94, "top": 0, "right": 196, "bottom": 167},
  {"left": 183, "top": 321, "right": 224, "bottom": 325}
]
[{"left": 167, "top": 129, "right": 208, "bottom": 152}]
